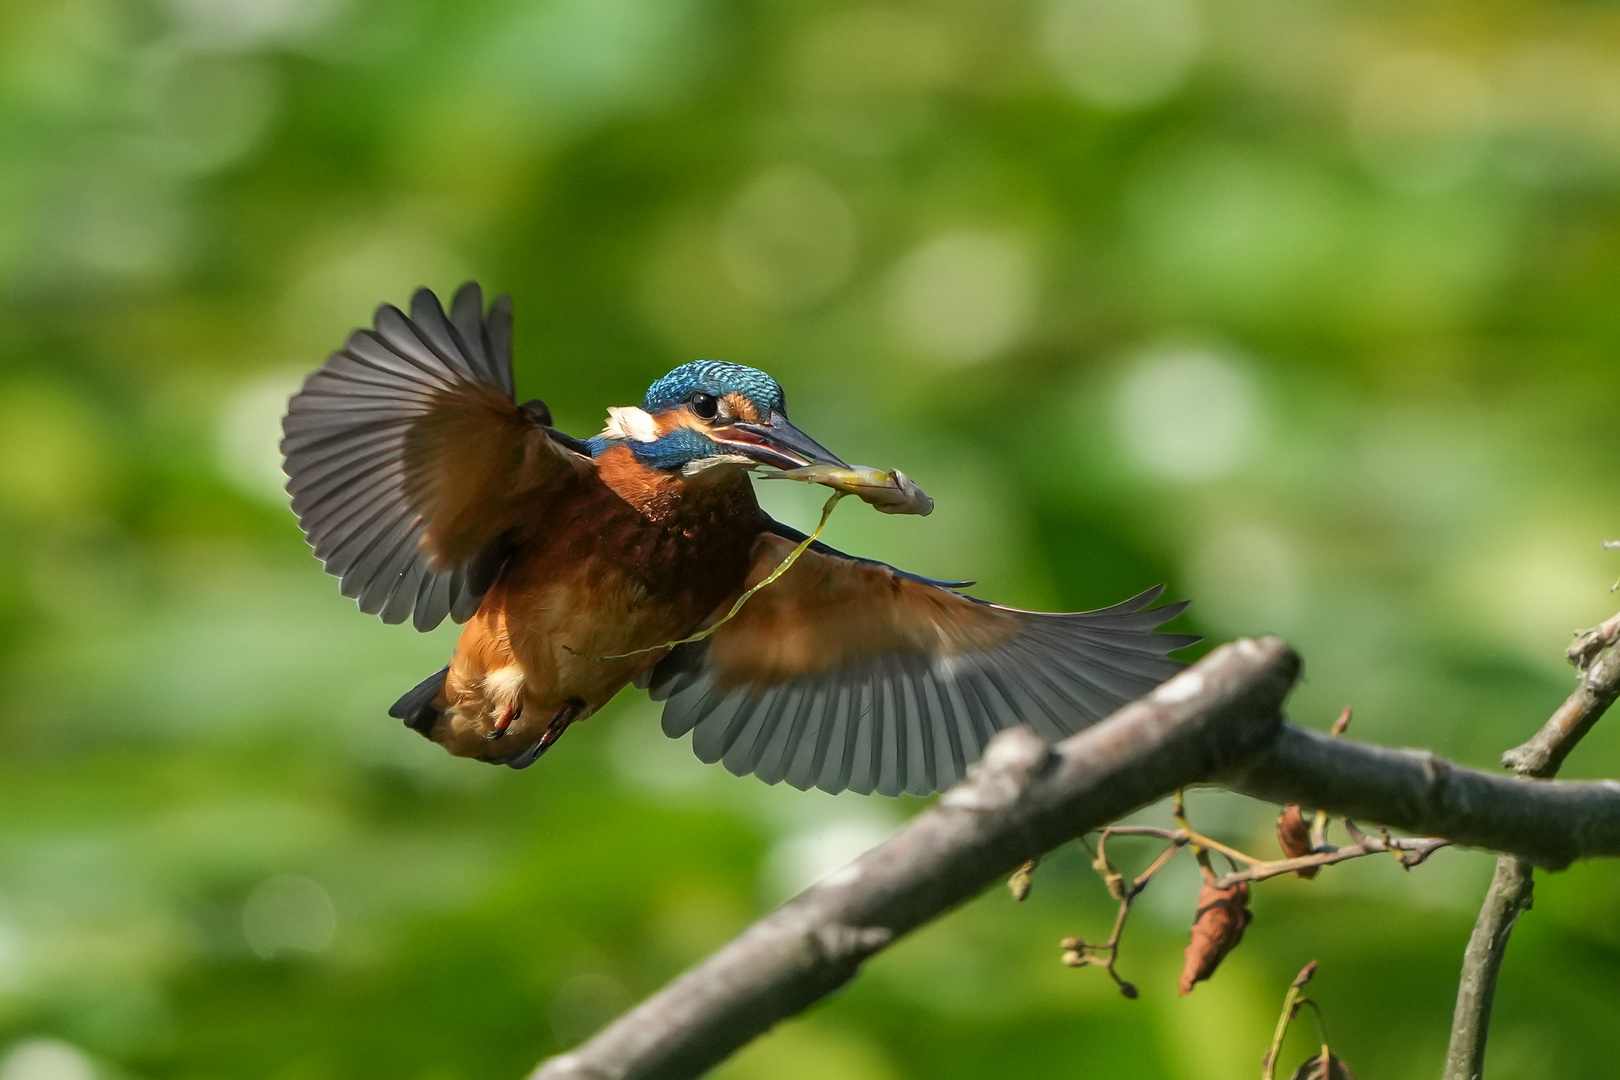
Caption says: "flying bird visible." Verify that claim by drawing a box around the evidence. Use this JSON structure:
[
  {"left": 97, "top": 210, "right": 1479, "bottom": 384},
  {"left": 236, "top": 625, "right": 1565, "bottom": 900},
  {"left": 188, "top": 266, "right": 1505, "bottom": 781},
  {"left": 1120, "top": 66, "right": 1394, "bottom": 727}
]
[{"left": 280, "top": 283, "right": 1196, "bottom": 796}]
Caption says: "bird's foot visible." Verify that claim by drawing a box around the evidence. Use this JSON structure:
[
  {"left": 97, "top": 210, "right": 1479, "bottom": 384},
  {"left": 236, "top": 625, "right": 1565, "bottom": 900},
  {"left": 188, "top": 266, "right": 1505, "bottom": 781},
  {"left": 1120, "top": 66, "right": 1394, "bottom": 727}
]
[
  {"left": 484, "top": 700, "right": 522, "bottom": 741},
  {"left": 499, "top": 698, "right": 586, "bottom": 770}
]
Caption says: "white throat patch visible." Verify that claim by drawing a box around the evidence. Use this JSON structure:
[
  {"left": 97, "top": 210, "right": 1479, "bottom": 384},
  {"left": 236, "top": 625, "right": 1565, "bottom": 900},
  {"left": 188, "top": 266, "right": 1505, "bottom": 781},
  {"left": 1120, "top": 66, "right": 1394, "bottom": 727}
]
[{"left": 600, "top": 406, "right": 658, "bottom": 443}]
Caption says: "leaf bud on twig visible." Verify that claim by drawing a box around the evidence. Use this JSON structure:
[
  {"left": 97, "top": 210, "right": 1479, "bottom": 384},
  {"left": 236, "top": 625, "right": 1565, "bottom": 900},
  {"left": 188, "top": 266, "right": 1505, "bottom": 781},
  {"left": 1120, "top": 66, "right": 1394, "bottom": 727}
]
[{"left": 1007, "top": 859, "right": 1036, "bottom": 901}]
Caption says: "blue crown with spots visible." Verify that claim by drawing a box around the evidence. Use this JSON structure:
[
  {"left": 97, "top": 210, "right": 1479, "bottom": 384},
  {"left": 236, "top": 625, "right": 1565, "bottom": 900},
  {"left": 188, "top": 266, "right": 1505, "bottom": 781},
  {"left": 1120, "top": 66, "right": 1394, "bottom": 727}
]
[{"left": 642, "top": 360, "right": 786, "bottom": 415}]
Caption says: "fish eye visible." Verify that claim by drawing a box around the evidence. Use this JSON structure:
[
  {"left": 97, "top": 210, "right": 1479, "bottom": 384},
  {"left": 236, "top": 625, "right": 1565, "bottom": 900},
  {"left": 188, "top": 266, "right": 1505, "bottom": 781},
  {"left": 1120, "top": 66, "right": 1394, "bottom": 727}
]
[{"left": 690, "top": 392, "right": 719, "bottom": 420}]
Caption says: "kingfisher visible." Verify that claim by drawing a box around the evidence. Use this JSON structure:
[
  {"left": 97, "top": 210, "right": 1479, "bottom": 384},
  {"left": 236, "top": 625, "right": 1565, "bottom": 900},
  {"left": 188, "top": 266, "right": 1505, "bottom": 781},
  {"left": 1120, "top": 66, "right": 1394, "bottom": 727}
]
[{"left": 279, "top": 283, "right": 1196, "bottom": 796}]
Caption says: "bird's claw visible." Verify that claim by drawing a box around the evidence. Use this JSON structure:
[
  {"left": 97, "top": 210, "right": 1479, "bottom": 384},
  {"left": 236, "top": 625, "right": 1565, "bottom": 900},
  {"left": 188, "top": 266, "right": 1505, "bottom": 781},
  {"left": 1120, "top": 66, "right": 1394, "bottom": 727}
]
[
  {"left": 484, "top": 701, "right": 522, "bottom": 741},
  {"left": 498, "top": 699, "right": 585, "bottom": 770}
]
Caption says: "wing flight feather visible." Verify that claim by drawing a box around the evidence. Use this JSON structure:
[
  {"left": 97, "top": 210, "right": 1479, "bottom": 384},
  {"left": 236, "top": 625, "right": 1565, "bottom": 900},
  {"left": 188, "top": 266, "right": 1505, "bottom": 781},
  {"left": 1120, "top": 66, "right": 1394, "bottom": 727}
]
[
  {"left": 281, "top": 282, "right": 587, "bottom": 631},
  {"left": 649, "top": 531, "right": 1197, "bottom": 795}
]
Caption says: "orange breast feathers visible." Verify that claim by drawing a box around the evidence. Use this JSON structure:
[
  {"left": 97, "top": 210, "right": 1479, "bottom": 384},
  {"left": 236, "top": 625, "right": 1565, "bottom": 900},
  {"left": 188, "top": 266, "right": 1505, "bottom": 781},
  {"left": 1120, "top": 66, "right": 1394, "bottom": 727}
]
[
  {"left": 590, "top": 443, "right": 683, "bottom": 518},
  {"left": 432, "top": 465, "right": 765, "bottom": 740}
]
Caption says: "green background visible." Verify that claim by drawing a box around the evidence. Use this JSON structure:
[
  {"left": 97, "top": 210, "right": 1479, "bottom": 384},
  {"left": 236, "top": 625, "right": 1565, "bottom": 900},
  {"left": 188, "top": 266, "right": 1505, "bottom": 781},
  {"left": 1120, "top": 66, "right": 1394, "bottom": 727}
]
[{"left": 2, "top": 0, "right": 1619, "bottom": 1077}]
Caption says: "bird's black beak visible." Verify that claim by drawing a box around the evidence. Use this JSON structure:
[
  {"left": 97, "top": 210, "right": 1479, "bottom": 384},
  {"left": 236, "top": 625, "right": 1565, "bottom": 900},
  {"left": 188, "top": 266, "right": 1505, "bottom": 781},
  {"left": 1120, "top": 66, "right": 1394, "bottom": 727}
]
[{"left": 724, "top": 411, "right": 848, "bottom": 471}]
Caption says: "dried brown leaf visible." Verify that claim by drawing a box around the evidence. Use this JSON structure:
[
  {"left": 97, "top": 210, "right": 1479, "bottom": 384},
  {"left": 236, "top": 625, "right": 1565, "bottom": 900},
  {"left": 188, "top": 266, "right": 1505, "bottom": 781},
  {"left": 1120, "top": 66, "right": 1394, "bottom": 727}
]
[
  {"left": 1276, "top": 806, "right": 1318, "bottom": 879},
  {"left": 1178, "top": 879, "right": 1252, "bottom": 995},
  {"left": 1287, "top": 1052, "right": 1357, "bottom": 1080}
]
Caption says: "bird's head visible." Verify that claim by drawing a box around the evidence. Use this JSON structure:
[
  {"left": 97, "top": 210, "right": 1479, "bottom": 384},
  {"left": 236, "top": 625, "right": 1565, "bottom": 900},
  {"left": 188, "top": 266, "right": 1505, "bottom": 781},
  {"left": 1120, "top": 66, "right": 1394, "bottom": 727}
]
[{"left": 590, "top": 360, "right": 846, "bottom": 474}]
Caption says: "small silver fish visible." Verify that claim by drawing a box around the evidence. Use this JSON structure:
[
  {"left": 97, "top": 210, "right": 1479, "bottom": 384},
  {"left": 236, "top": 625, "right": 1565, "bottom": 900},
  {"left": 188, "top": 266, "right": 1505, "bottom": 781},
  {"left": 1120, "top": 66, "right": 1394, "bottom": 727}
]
[{"left": 762, "top": 463, "right": 934, "bottom": 516}]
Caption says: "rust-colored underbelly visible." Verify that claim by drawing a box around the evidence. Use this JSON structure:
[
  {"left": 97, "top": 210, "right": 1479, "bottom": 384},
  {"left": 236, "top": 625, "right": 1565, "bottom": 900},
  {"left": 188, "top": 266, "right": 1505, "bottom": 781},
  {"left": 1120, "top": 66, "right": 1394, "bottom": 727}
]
[{"left": 431, "top": 475, "right": 760, "bottom": 759}]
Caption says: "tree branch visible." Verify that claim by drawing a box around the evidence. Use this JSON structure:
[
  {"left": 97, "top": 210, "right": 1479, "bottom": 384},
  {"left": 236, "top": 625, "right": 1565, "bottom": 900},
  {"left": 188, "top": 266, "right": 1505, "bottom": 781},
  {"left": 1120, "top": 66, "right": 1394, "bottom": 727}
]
[
  {"left": 1442, "top": 615, "right": 1620, "bottom": 1080},
  {"left": 1502, "top": 622, "right": 1620, "bottom": 778},
  {"left": 1221, "top": 725, "right": 1620, "bottom": 871},
  {"left": 1444, "top": 857, "right": 1533, "bottom": 1080},
  {"left": 530, "top": 635, "right": 1620, "bottom": 1080},
  {"left": 531, "top": 636, "right": 1298, "bottom": 1080}
]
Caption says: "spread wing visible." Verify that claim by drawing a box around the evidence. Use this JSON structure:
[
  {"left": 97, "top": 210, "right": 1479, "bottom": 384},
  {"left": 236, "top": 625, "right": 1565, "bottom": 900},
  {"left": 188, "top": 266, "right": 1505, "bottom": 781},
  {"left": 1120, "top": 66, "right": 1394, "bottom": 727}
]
[
  {"left": 281, "top": 282, "right": 590, "bottom": 630},
  {"left": 648, "top": 529, "right": 1197, "bottom": 796}
]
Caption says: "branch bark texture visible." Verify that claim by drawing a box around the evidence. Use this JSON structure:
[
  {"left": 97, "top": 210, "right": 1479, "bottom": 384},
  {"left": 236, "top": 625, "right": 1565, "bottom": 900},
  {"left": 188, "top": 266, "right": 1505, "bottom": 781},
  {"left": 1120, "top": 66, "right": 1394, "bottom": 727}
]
[{"left": 530, "top": 635, "right": 1620, "bottom": 1080}]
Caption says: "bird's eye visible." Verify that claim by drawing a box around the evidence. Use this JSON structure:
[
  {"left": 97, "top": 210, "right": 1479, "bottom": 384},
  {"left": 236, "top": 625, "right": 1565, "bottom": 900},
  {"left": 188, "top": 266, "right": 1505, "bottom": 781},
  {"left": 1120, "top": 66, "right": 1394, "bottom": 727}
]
[{"left": 690, "top": 392, "right": 719, "bottom": 420}]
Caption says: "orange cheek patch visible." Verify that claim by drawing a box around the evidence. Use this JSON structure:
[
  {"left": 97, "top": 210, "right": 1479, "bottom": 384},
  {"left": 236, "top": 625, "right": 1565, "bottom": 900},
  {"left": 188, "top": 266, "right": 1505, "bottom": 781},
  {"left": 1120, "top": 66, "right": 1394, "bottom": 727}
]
[
  {"left": 652, "top": 409, "right": 690, "bottom": 436},
  {"left": 723, "top": 393, "right": 760, "bottom": 423}
]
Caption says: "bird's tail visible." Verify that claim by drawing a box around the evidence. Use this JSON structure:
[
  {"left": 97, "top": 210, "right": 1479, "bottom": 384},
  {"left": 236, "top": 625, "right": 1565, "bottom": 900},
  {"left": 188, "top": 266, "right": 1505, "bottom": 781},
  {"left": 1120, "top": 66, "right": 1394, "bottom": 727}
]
[{"left": 389, "top": 665, "right": 449, "bottom": 737}]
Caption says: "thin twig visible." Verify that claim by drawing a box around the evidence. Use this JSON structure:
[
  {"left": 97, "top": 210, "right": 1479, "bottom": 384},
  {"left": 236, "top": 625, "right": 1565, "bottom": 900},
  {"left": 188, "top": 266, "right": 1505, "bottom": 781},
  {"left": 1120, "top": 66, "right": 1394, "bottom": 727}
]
[
  {"left": 1063, "top": 802, "right": 1435, "bottom": 999},
  {"left": 1061, "top": 829, "right": 1187, "bottom": 995},
  {"left": 1566, "top": 610, "right": 1620, "bottom": 668},
  {"left": 1082, "top": 823, "right": 1446, "bottom": 891},
  {"left": 1212, "top": 836, "right": 1448, "bottom": 888},
  {"left": 1263, "top": 961, "right": 1318, "bottom": 1080},
  {"left": 1503, "top": 619, "right": 1620, "bottom": 776},
  {"left": 1443, "top": 605, "right": 1620, "bottom": 1080},
  {"left": 1309, "top": 809, "right": 1330, "bottom": 852},
  {"left": 1443, "top": 857, "right": 1534, "bottom": 1080}
]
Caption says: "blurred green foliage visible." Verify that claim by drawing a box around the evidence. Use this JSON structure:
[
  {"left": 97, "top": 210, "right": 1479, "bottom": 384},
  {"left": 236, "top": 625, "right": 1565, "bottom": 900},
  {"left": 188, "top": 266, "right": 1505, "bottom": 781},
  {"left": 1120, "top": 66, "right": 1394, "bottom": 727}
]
[{"left": 2, "top": 0, "right": 1620, "bottom": 1077}]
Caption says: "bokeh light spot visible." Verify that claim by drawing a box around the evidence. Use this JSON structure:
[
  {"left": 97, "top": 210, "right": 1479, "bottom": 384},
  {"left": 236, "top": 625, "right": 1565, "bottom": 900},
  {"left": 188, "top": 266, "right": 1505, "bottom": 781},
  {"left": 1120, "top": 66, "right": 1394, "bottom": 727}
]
[
  {"left": 477, "top": 0, "right": 708, "bottom": 134},
  {"left": 764, "top": 815, "right": 894, "bottom": 901},
  {"left": 282, "top": 224, "right": 469, "bottom": 354},
  {"left": 1186, "top": 520, "right": 1304, "bottom": 636},
  {"left": 144, "top": 50, "right": 279, "bottom": 173},
  {"left": 1450, "top": 529, "right": 1619, "bottom": 669},
  {"left": 217, "top": 370, "right": 305, "bottom": 503},
  {"left": 887, "top": 231, "right": 1034, "bottom": 366},
  {"left": 719, "top": 168, "right": 857, "bottom": 311},
  {"left": 1496, "top": 42, "right": 1620, "bottom": 185},
  {"left": 1113, "top": 345, "right": 1259, "bottom": 482},
  {"left": 58, "top": 169, "right": 186, "bottom": 280},
  {"left": 794, "top": 8, "right": 955, "bottom": 98},
  {"left": 1128, "top": 142, "right": 1347, "bottom": 320},
  {"left": 0, "top": 1040, "right": 97, "bottom": 1080},
  {"left": 1041, "top": 0, "right": 1201, "bottom": 110},
  {"left": 242, "top": 874, "right": 336, "bottom": 959},
  {"left": 0, "top": 384, "right": 108, "bottom": 519},
  {"left": 161, "top": 0, "right": 348, "bottom": 51},
  {"left": 1350, "top": 50, "right": 1491, "bottom": 193}
]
